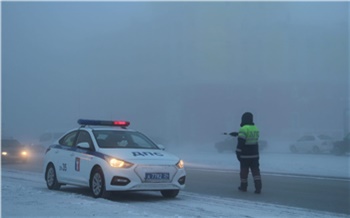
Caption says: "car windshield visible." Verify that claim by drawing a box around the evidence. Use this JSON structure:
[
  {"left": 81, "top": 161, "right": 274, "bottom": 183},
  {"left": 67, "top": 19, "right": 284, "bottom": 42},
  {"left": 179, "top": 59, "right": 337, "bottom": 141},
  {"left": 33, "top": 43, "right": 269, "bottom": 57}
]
[{"left": 92, "top": 130, "right": 159, "bottom": 149}]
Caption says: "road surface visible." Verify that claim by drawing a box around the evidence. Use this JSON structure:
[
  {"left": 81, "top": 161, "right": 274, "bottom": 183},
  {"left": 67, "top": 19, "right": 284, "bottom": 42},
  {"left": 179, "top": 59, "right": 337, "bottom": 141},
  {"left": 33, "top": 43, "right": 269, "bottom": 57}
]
[
  {"left": 2, "top": 152, "right": 349, "bottom": 215},
  {"left": 185, "top": 167, "right": 350, "bottom": 215}
]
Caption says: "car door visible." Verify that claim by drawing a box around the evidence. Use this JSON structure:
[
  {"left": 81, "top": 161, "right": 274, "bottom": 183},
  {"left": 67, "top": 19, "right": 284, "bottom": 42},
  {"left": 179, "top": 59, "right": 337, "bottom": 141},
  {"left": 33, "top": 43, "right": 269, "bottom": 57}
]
[
  {"left": 69, "top": 130, "right": 95, "bottom": 186},
  {"left": 295, "top": 136, "right": 307, "bottom": 152},
  {"left": 55, "top": 131, "right": 78, "bottom": 182},
  {"left": 303, "top": 135, "right": 316, "bottom": 152},
  {"left": 296, "top": 135, "right": 314, "bottom": 153}
]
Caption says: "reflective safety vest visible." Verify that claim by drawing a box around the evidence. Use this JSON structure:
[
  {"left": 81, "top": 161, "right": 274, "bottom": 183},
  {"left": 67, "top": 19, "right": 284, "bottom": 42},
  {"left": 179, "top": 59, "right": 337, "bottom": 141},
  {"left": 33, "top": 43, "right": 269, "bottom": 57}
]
[
  {"left": 238, "top": 125, "right": 259, "bottom": 145},
  {"left": 237, "top": 125, "right": 260, "bottom": 158}
]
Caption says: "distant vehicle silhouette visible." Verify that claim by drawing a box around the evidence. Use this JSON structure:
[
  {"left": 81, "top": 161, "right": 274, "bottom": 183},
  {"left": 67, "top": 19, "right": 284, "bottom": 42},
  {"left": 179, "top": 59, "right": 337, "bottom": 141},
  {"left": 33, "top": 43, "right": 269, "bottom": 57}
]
[
  {"left": 289, "top": 134, "right": 334, "bottom": 154},
  {"left": 1, "top": 138, "right": 29, "bottom": 163}
]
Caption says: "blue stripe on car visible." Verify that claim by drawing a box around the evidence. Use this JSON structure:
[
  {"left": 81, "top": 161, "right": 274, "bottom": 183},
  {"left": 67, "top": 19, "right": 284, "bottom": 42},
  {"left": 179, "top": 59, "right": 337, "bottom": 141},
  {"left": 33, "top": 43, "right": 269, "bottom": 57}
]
[{"left": 50, "top": 144, "right": 112, "bottom": 161}]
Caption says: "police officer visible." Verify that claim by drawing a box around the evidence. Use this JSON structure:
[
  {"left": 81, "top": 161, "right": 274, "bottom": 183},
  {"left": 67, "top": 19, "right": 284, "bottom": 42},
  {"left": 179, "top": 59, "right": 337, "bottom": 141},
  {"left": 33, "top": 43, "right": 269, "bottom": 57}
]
[{"left": 235, "top": 112, "right": 262, "bottom": 194}]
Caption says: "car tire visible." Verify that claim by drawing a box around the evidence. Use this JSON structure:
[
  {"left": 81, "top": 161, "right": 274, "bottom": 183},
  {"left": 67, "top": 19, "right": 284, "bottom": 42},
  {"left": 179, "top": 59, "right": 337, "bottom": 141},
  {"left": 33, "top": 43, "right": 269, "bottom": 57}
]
[
  {"left": 45, "top": 163, "right": 61, "bottom": 190},
  {"left": 160, "top": 189, "right": 179, "bottom": 198},
  {"left": 90, "top": 167, "right": 109, "bottom": 198}
]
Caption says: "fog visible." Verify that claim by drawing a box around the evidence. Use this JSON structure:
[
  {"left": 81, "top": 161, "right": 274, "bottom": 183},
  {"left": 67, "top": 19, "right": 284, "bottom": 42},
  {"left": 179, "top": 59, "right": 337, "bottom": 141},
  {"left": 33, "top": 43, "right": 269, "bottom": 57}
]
[{"left": 2, "top": 2, "right": 349, "bottom": 146}]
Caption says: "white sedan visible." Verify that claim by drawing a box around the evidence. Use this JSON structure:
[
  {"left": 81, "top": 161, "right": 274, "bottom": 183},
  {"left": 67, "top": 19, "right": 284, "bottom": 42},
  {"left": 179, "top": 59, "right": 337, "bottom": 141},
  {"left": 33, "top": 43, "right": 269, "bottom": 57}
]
[
  {"left": 289, "top": 134, "right": 334, "bottom": 154},
  {"left": 44, "top": 119, "right": 186, "bottom": 198}
]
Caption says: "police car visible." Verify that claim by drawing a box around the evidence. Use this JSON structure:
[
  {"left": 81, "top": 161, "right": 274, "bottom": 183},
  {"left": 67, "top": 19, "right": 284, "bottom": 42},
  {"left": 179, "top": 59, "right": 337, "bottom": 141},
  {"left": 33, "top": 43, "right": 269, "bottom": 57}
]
[{"left": 44, "top": 119, "right": 186, "bottom": 198}]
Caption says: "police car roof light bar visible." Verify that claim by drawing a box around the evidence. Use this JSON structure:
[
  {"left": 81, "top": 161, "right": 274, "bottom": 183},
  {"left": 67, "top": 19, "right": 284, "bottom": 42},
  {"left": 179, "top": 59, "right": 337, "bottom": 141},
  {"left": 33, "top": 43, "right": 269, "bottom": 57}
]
[{"left": 77, "top": 119, "right": 130, "bottom": 127}]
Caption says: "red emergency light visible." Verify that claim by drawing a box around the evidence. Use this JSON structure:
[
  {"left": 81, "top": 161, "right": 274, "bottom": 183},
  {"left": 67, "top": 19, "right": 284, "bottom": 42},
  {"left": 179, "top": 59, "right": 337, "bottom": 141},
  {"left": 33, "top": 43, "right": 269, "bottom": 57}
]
[{"left": 113, "top": 121, "right": 130, "bottom": 126}]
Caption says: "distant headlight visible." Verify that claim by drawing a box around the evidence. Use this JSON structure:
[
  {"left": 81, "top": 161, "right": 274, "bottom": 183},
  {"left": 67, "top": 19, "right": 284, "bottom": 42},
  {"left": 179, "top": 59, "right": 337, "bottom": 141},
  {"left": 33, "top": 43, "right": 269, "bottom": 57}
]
[
  {"left": 176, "top": 160, "right": 184, "bottom": 169},
  {"left": 109, "top": 158, "right": 133, "bottom": 168},
  {"left": 21, "top": 151, "right": 28, "bottom": 156},
  {"left": 2, "top": 152, "right": 7, "bottom": 156}
]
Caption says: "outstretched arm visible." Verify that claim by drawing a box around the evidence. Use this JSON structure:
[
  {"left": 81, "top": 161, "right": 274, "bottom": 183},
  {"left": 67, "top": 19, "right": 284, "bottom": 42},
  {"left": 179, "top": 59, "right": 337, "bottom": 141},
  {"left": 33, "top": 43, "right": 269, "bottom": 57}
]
[
  {"left": 229, "top": 132, "right": 239, "bottom": 137},
  {"left": 223, "top": 132, "right": 238, "bottom": 137}
]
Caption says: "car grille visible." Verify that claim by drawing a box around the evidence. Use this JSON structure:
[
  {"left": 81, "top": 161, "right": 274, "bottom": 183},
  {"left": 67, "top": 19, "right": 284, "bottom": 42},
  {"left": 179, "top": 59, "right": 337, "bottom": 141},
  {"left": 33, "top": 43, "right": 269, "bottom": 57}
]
[{"left": 134, "top": 165, "right": 177, "bottom": 183}]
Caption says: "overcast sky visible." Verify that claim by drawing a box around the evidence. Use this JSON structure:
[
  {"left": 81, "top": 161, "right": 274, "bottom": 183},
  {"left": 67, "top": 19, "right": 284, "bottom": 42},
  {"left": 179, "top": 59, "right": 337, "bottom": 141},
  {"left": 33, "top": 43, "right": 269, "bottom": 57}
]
[{"left": 2, "top": 2, "right": 349, "bottom": 145}]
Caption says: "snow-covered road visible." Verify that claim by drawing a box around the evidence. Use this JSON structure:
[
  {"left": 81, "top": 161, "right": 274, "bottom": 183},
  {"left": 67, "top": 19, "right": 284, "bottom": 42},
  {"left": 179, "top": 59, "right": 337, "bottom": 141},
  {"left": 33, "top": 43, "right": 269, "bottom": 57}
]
[
  {"left": 1, "top": 168, "right": 349, "bottom": 218},
  {"left": 2, "top": 141, "right": 350, "bottom": 217}
]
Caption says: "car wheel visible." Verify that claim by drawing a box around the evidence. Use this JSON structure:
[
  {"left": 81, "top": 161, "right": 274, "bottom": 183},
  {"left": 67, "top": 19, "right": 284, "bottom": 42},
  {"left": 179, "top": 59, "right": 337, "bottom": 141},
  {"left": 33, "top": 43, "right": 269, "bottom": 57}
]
[
  {"left": 160, "top": 189, "right": 179, "bottom": 198},
  {"left": 45, "top": 163, "right": 61, "bottom": 190},
  {"left": 312, "top": 146, "right": 320, "bottom": 154},
  {"left": 90, "top": 167, "right": 108, "bottom": 198},
  {"left": 290, "top": 146, "right": 298, "bottom": 153}
]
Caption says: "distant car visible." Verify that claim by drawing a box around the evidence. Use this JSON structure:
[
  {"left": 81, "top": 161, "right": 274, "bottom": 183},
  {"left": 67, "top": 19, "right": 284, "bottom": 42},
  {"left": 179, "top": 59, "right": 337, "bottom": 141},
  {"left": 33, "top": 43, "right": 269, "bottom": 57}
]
[
  {"left": 215, "top": 136, "right": 267, "bottom": 153},
  {"left": 44, "top": 119, "right": 186, "bottom": 198},
  {"left": 1, "top": 139, "right": 29, "bottom": 163},
  {"left": 289, "top": 134, "right": 334, "bottom": 154},
  {"left": 331, "top": 133, "right": 350, "bottom": 155}
]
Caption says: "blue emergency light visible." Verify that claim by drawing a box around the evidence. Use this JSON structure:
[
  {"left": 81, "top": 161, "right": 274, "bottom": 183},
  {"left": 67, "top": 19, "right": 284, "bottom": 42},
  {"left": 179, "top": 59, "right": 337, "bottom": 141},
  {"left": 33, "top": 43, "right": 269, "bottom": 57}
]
[{"left": 78, "top": 119, "right": 130, "bottom": 127}]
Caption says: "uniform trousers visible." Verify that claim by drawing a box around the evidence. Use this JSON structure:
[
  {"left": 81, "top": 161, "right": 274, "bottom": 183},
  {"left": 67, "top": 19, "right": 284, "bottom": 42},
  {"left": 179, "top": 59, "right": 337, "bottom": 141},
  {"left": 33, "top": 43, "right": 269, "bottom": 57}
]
[{"left": 239, "top": 157, "right": 262, "bottom": 191}]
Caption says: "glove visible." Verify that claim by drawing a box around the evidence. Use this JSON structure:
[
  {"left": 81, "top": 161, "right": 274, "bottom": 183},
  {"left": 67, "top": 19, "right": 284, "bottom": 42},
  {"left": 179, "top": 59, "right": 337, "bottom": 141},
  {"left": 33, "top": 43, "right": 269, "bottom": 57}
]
[{"left": 229, "top": 132, "right": 238, "bottom": 137}]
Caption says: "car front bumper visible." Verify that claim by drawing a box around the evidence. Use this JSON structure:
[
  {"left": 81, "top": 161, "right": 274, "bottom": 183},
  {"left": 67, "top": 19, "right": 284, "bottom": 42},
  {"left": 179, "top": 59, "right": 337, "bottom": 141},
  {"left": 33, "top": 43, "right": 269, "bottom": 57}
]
[{"left": 104, "top": 165, "right": 186, "bottom": 191}]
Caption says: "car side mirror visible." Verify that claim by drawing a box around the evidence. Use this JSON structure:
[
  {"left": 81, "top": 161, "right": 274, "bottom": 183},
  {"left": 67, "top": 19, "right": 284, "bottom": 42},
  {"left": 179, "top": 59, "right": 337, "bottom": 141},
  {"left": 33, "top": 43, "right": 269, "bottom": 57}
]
[
  {"left": 77, "top": 142, "right": 90, "bottom": 149},
  {"left": 157, "top": 144, "right": 165, "bottom": 150}
]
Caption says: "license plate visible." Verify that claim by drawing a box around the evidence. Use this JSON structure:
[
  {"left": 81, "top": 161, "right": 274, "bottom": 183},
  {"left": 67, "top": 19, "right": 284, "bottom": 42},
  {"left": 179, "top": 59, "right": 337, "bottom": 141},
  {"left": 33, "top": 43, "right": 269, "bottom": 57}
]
[{"left": 145, "top": 173, "right": 170, "bottom": 182}]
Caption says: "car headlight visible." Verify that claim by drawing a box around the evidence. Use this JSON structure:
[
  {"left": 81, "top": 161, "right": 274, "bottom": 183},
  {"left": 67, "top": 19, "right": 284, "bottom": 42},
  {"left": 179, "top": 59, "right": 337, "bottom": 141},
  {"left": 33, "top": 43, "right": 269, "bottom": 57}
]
[
  {"left": 21, "top": 151, "right": 28, "bottom": 156},
  {"left": 109, "top": 158, "right": 133, "bottom": 168},
  {"left": 176, "top": 159, "right": 184, "bottom": 169},
  {"left": 2, "top": 152, "right": 7, "bottom": 156}
]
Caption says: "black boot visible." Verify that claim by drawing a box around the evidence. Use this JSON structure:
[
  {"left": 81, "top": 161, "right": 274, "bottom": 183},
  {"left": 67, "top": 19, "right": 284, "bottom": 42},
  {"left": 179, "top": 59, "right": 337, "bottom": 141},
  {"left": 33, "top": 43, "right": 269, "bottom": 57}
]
[
  {"left": 254, "top": 180, "right": 262, "bottom": 194},
  {"left": 238, "top": 182, "right": 247, "bottom": 192}
]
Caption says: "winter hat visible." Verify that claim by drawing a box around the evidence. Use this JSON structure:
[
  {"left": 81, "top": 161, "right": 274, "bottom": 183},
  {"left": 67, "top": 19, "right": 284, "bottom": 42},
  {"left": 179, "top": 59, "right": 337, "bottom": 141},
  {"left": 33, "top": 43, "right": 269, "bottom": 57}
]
[{"left": 240, "top": 112, "right": 254, "bottom": 127}]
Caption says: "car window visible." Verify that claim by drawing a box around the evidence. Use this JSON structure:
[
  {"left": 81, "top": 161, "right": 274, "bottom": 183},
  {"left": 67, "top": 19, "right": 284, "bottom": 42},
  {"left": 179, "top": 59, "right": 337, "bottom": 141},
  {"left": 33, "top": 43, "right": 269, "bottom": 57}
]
[
  {"left": 76, "top": 131, "right": 93, "bottom": 150},
  {"left": 298, "top": 135, "right": 315, "bottom": 141},
  {"left": 59, "top": 131, "right": 78, "bottom": 147},
  {"left": 318, "top": 135, "right": 332, "bottom": 140},
  {"left": 307, "top": 136, "right": 315, "bottom": 141},
  {"left": 93, "top": 130, "right": 158, "bottom": 149}
]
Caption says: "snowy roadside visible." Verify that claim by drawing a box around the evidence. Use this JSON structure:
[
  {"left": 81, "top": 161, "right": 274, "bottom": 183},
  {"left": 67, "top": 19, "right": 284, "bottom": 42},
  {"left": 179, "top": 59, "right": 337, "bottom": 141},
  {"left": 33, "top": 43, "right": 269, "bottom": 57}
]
[
  {"left": 167, "top": 142, "right": 350, "bottom": 179},
  {"left": 1, "top": 169, "right": 348, "bottom": 218}
]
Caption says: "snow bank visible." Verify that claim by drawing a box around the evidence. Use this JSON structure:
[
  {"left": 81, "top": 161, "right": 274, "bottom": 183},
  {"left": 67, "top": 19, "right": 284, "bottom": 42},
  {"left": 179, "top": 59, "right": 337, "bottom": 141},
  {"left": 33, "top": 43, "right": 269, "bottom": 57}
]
[{"left": 167, "top": 142, "right": 350, "bottom": 179}]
